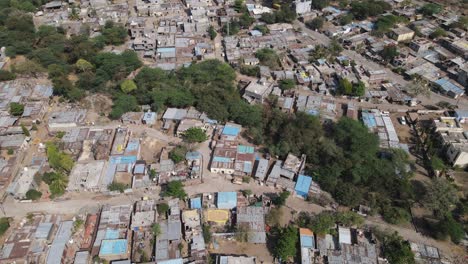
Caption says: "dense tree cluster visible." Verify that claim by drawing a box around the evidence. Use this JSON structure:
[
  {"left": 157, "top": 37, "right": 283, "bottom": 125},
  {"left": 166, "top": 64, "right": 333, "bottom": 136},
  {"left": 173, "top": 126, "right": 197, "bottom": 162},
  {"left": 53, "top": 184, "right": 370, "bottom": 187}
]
[
  {"left": 350, "top": 0, "right": 392, "bottom": 20},
  {"left": 260, "top": 3, "right": 296, "bottom": 24},
  {"left": 374, "top": 15, "right": 408, "bottom": 36}
]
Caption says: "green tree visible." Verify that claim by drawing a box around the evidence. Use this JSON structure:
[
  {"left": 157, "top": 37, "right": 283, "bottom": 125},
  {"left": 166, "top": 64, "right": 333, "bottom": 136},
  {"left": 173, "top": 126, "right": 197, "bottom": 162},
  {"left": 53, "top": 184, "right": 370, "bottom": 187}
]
[
  {"left": 202, "top": 224, "right": 212, "bottom": 243},
  {"left": 169, "top": 145, "right": 187, "bottom": 163},
  {"left": 350, "top": 0, "right": 392, "bottom": 20},
  {"left": 208, "top": 25, "right": 217, "bottom": 40},
  {"left": 7, "top": 149, "right": 13, "bottom": 155},
  {"left": 274, "top": 226, "right": 298, "bottom": 261},
  {"left": 309, "top": 211, "right": 336, "bottom": 235},
  {"left": 49, "top": 173, "right": 68, "bottom": 197},
  {"left": 13, "top": 59, "right": 45, "bottom": 77},
  {"left": 382, "top": 232, "right": 415, "bottom": 264},
  {"left": 25, "top": 189, "right": 42, "bottom": 200},
  {"left": 182, "top": 127, "right": 208, "bottom": 143},
  {"left": 253, "top": 25, "right": 269, "bottom": 34},
  {"left": 101, "top": 21, "right": 127, "bottom": 45},
  {"left": 109, "top": 94, "right": 139, "bottom": 119},
  {"left": 0, "top": 70, "right": 16, "bottom": 81},
  {"left": 9, "top": 102, "right": 24, "bottom": 116},
  {"left": 423, "top": 178, "right": 459, "bottom": 219},
  {"left": 108, "top": 182, "right": 127, "bottom": 193},
  {"left": 306, "top": 17, "right": 325, "bottom": 30},
  {"left": 164, "top": 180, "right": 187, "bottom": 199},
  {"left": 255, "top": 48, "right": 280, "bottom": 69},
  {"left": 311, "top": 0, "right": 330, "bottom": 9},
  {"left": 21, "top": 124, "right": 30, "bottom": 137},
  {"left": 149, "top": 169, "right": 157, "bottom": 180},
  {"left": 436, "top": 214, "right": 464, "bottom": 244},
  {"left": 157, "top": 203, "right": 169, "bottom": 215},
  {"left": 352, "top": 81, "right": 366, "bottom": 96},
  {"left": 120, "top": 79, "right": 137, "bottom": 94},
  {"left": 420, "top": 3, "right": 441, "bottom": 16},
  {"left": 381, "top": 45, "right": 398, "bottom": 62},
  {"left": 338, "top": 78, "right": 353, "bottom": 95},
  {"left": 279, "top": 79, "right": 295, "bottom": 90},
  {"left": 75, "top": 58, "right": 94, "bottom": 72},
  {"left": 339, "top": 14, "right": 354, "bottom": 25},
  {"left": 0, "top": 218, "right": 10, "bottom": 236},
  {"left": 429, "top": 27, "right": 447, "bottom": 39},
  {"left": 46, "top": 143, "right": 74, "bottom": 173},
  {"left": 151, "top": 223, "right": 161, "bottom": 236},
  {"left": 273, "top": 190, "right": 290, "bottom": 207},
  {"left": 381, "top": 205, "right": 410, "bottom": 224}
]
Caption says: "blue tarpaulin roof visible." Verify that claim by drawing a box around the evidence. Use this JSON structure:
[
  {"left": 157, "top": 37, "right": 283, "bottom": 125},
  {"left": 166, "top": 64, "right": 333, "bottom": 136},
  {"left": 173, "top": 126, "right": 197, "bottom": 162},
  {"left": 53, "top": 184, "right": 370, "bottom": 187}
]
[
  {"left": 295, "top": 175, "right": 312, "bottom": 197},
  {"left": 105, "top": 229, "right": 119, "bottom": 239},
  {"left": 237, "top": 145, "right": 254, "bottom": 154},
  {"left": 222, "top": 125, "right": 240, "bottom": 136},
  {"left": 190, "top": 197, "right": 202, "bottom": 209},
  {"left": 213, "top": 156, "right": 232, "bottom": 163},
  {"left": 109, "top": 155, "right": 137, "bottom": 164},
  {"left": 300, "top": 235, "right": 314, "bottom": 248},
  {"left": 99, "top": 239, "right": 127, "bottom": 256},
  {"left": 186, "top": 151, "right": 201, "bottom": 160},
  {"left": 217, "top": 192, "right": 237, "bottom": 209},
  {"left": 361, "top": 111, "right": 376, "bottom": 128}
]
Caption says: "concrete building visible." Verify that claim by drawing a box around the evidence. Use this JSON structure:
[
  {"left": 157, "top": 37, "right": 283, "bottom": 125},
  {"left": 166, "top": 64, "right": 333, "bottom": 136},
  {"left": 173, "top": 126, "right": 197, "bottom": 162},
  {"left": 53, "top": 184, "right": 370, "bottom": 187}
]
[
  {"left": 7, "top": 166, "right": 40, "bottom": 200},
  {"left": 300, "top": 228, "right": 315, "bottom": 264},
  {"left": 295, "top": 0, "right": 312, "bottom": 15},
  {"left": 389, "top": 27, "right": 415, "bottom": 42},
  {"left": 242, "top": 81, "right": 272, "bottom": 104},
  {"left": 48, "top": 110, "right": 86, "bottom": 130},
  {"left": 67, "top": 160, "right": 107, "bottom": 192}
]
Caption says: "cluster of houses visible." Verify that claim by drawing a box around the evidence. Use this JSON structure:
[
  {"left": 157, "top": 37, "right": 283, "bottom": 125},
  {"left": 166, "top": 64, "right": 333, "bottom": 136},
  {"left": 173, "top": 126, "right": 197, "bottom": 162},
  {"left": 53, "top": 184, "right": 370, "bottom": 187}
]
[
  {"left": 0, "top": 80, "right": 53, "bottom": 189},
  {"left": 0, "top": 191, "right": 444, "bottom": 264}
]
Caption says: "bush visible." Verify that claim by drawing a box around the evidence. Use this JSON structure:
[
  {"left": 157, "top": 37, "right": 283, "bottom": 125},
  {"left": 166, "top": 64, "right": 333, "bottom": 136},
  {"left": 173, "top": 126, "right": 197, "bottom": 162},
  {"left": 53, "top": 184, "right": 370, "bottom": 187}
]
[
  {"left": 157, "top": 203, "right": 169, "bottom": 215},
  {"left": 0, "top": 218, "right": 10, "bottom": 236},
  {"left": 108, "top": 182, "right": 127, "bottom": 193},
  {"left": 279, "top": 79, "right": 295, "bottom": 90},
  {"left": 273, "top": 190, "right": 290, "bottom": 207},
  {"left": 0, "top": 70, "right": 16, "bottom": 81},
  {"left": 163, "top": 180, "right": 187, "bottom": 199},
  {"left": 9, "top": 102, "right": 24, "bottom": 116},
  {"left": 182, "top": 127, "right": 208, "bottom": 143},
  {"left": 169, "top": 145, "right": 187, "bottom": 163},
  {"left": 306, "top": 17, "right": 325, "bottom": 30},
  {"left": 25, "top": 189, "right": 42, "bottom": 200}
]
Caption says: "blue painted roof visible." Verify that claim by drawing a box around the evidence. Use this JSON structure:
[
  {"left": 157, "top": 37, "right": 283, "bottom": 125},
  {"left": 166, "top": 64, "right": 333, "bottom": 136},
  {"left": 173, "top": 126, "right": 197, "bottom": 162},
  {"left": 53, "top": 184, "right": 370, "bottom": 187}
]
[
  {"left": 99, "top": 239, "right": 127, "bottom": 256},
  {"left": 186, "top": 151, "right": 201, "bottom": 160},
  {"left": 243, "top": 161, "right": 253, "bottom": 173},
  {"left": 105, "top": 229, "right": 119, "bottom": 239},
  {"left": 237, "top": 145, "right": 254, "bottom": 154},
  {"left": 213, "top": 156, "right": 232, "bottom": 163},
  {"left": 295, "top": 175, "right": 312, "bottom": 195},
  {"left": 190, "top": 197, "right": 202, "bottom": 209},
  {"left": 435, "top": 78, "right": 464, "bottom": 95},
  {"left": 361, "top": 111, "right": 376, "bottom": 128},
  {"left": 217, "top": 192, "right": 237, "bottom": 209},
  {"left": 300, "top": 235, "right": 314, "bottom": 248},
  {"left": 133, "top": 164, "right": 145, "bottom": 174},
  {"left": 109, "top": 155, "right": 137, "bottom": 164},
  {"left": 222, "top": 125, "right": 240, "bottom": 136}
]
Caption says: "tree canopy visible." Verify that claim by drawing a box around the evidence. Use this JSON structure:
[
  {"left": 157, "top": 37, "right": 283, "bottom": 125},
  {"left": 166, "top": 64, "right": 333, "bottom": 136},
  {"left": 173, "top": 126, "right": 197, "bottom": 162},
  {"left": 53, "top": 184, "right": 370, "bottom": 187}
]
[
  {"left": 164, "top": 181, "right": 187, "bottom": 199},
  {"left": 182, "top": 127, "right": 208, "bottom": 143}
]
